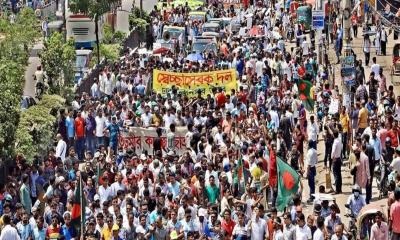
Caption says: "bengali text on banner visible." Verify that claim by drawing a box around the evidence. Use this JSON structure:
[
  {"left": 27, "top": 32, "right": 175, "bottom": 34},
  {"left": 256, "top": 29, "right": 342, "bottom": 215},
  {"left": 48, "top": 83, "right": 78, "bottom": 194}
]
[
  {"left": 152, "top": 69, "right": 238, "bottom": 97},
  {"left": 118, "top": 127, "right": 188, "bottom": 155}
]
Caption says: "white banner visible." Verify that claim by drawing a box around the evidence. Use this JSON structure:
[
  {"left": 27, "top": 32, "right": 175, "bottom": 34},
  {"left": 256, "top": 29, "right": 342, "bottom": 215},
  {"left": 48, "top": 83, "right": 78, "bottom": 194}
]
[{"left": 118, "top": 127, "right": 188, "bottom": 155}]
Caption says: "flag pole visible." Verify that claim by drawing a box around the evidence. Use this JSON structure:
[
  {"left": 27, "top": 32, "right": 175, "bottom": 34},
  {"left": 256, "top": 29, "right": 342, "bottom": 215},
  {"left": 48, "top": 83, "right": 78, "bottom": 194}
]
[{"left": 80, "top": 177, "right": 84, "bottom": 239}]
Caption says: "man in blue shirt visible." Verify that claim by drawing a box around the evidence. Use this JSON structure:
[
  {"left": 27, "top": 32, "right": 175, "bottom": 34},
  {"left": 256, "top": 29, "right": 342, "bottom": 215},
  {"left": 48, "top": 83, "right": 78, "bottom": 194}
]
[
  {"left": 16, "top": 212, "right": 34, "bottom": 240},
  {"left": 65, "top": 111, "right": 75, "bottom": 149},
  {"left": 61, "top": 212, "right": 77, "bottom": 240},
  {"left": 106, "top": 116, "right": 120, "bottom": 154}
]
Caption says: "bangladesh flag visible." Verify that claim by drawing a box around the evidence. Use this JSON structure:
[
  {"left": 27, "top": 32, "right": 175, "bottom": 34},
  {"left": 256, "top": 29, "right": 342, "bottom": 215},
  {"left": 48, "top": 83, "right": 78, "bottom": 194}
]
[
  {"left": 297, "top": 78, "right": 315, "bottom": 111},
  {"left": 276, "top": 157, "right": 300, "bottom": 211},
  {"left": 233, "top": 157, "right": 246, "bottom": 193},
  {"left": 71, "top": 177, "right": 86, "bottom": 233}
]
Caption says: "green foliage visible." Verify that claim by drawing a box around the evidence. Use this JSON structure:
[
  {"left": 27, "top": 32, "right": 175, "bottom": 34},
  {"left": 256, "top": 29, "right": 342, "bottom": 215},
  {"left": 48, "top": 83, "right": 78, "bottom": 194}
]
[
  {"left": 41, "top": 32, "right": 76, "bottom": 96},
  {"left": 0, "top": 8, "right": 40, "bottom": 160},
  {"left": 90, "top": 43, "right": 121, "bottom": 68},
  {"left": 103, "top": 24, "right": 114, "bottom": 44},
  {"left": 113, "top": 31, "right": 126, "bottom": 44},
  {"left": 103, "top": 24, "right": 126, "bottom": 44},
  {"left": 15, "top": 95, "right": 65, "bottom": 163},
  {"left": 129, "top": 6, "right": 149, "bottom": 31}
]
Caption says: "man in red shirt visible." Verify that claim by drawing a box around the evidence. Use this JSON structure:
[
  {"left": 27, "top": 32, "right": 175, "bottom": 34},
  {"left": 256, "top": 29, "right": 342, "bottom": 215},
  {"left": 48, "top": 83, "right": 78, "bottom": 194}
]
[
  {"left": 215, "top": 88, "right": 227, "bottom": 108},
  {"left": 221, "top": 209, "right": 235, "bottom": 237},
  {"left": 74, "top": 111, "right": 85, "bottom": 160}
]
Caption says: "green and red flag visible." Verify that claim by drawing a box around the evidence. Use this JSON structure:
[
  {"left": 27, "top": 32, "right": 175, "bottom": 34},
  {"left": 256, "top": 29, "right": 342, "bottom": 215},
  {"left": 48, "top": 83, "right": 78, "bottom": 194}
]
[
  {"left": 71, "top": 177, "right": 86, "bottom": 233},
  {"left": 276, "top": 157, "right": 300, "bottom": 211},
  {"left": 234, "top": 157, "right": 246, "bottom": 193},
  {"left": 297, "top": 78, "right": 314, "bottom": 111}
]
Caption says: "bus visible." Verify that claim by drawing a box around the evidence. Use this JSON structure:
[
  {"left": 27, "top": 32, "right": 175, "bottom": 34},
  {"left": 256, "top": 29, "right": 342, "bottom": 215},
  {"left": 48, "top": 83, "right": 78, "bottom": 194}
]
[{"left": 65, "top": 0, "right": 105, "bottom": 49}]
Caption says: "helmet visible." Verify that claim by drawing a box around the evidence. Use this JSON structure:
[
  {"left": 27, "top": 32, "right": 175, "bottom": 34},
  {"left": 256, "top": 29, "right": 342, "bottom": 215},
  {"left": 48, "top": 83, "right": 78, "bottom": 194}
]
[
  {"left": 385, "top": 137, "right": 392, "bottom": 145},
  {"left": 352, "top": 184, "right": 361, "bottom": 193}
]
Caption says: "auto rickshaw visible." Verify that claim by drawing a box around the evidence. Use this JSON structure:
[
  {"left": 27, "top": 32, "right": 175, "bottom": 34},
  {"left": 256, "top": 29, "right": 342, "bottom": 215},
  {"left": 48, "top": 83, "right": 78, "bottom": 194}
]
[
  {"left": 297, "top": 5, "right": 312, "bottom": 31},
  {"left": 392, "top": 43, "right": 400, "bottom": 75},
  {"left": 356, "top": 204, "right": 388, "bottom": 240}
]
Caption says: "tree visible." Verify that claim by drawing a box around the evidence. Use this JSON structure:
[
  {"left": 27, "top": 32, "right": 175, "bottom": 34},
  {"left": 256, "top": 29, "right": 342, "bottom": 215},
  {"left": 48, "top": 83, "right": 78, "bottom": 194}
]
[
  {"left": 41, "top": 32, "right": 76, "bottom": 96},
  {"left": 15, "top": 95, "right": 65, "bottom": 163},
  {"left": 69, "top": 0, "right": 120, "bottom": 64},
  {"left": 0, "top": 8, "right": 40, "bottom": 160}
]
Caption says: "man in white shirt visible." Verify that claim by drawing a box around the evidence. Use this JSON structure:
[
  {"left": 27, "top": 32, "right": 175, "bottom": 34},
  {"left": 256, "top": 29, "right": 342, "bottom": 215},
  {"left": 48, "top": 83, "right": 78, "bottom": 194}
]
[
  {"left": 390, "top": 147, "right": 400, "bottom": 173},
  {"left": 249, "top": 207, "right": 267, "bottom": 240},
  {"left": 95, "top": 111, "right": 106, "bottom": 147},
  {"left": 55, "top": 134, "right": 67, "bottom": 163},
  {"left": 295, "top": 213, "right": 312, "bottom": 240},
  {"left": 109, "top": 173, "right": 126, "bottom": 197},
  {"left": 370, "top": 57, "right": 380, "bottom": 79},
  {"left": 0, "top": 215, "right": 21, "bottom": 239},
  {"left": 331, "top": 131, "right": 343, "bottom": 194},
  {"left": 313, "top": 216, "right": 324, "bottom": 240},
  {"left": 307, "top": 115, "right": 319, "bottom": 150},
  {"left": 141, "top": 106, "right": 152, "bottom": 127},
  {"left": 305, "top": 141, "right": 318, "bottom": 203}
]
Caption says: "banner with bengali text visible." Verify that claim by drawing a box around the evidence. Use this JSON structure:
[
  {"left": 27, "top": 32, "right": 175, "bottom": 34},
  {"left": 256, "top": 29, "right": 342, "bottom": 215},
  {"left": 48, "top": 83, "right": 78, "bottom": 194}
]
[
  {"left": 153, "top": 69, "right": 238, "bottom": 97},
  {"left": 118, "top": 127, "right": 188, "bottom": 155}
]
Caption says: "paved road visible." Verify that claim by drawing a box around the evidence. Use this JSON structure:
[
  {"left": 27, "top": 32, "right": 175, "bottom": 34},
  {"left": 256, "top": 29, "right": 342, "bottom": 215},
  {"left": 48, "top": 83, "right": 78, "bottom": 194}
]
[
  {"left": 116, "top": 0, "right": 158, "bottom": 34},
  {"left": 23, "top": 42, "right": 44, "bottom": 97},
  {"left": 300, "top": 25, "right": 398, "bottom": 227}
]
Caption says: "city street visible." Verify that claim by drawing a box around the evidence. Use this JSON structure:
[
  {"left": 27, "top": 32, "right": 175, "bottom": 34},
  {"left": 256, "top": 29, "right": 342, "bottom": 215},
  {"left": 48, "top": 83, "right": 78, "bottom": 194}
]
[{"left": 301, "top": 25, "right": 399, "bottom": 225}]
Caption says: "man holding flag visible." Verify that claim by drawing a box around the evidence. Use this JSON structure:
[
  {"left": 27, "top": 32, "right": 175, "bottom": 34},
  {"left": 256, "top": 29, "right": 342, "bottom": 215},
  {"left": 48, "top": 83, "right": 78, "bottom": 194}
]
[{"left": 71, "top": 176, "right": 86, "bottom": 238}]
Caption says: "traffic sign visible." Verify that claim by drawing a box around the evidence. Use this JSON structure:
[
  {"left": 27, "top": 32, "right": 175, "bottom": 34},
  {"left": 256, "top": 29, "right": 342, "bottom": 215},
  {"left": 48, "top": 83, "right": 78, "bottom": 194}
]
[{"left": 312, "top": 10, "right": 325, "bottom": 30}]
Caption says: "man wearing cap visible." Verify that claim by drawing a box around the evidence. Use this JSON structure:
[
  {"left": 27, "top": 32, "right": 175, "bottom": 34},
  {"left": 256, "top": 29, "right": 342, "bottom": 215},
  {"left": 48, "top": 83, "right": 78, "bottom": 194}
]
[{"left": 84, "top": 218, "right": 101, "bottom": 239}]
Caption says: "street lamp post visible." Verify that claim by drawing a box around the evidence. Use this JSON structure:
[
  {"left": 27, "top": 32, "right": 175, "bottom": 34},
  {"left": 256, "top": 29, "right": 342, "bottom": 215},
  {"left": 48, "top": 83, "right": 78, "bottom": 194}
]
[{"left": 341, "top": 0, "right": 354, "bottom": 108}]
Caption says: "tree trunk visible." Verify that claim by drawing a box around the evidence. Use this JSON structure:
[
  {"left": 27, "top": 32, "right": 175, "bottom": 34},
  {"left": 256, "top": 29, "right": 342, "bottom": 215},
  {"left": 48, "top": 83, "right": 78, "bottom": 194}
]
[
  {"left": 95, "top": 15, "right": 100, "bottom": 65},
  {"left": 140, "top": 0, "right": 143, "bottom": 18}
]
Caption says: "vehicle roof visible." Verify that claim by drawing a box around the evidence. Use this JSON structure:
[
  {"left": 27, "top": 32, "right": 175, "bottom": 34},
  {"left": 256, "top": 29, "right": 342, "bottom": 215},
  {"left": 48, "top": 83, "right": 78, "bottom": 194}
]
[
  {"left": 164, "top": 26, "right": 185, "bottom": 30},
  {"left": 202, "top": 32, "right": 219, "bottom": 37},
  {"left": 209, "top": 17, "right": 232, "bottom": 21},
  {"left": 48, "top": 20, "right": 64, "bottom": 28},
  {"left": 76, "top": 49, "right": 93, "bottom": 55},
  {"left": 193, "top": 36, "right": 217, "bottom": 43},
  {"left": 203, "top": 22, "right": 220, "bottom": 28}
]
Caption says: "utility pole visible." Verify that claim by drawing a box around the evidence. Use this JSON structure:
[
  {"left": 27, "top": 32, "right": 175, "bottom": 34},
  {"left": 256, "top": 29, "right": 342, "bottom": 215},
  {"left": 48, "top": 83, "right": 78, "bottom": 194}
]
[{"left": 341, "top": 0, "right": 354, "bottom": 109}]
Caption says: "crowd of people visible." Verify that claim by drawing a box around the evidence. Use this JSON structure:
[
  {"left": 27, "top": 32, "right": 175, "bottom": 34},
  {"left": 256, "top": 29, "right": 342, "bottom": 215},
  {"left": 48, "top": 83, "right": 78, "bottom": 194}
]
[{"left": 2, "top": 0, "right": 400, "bottom": 239}]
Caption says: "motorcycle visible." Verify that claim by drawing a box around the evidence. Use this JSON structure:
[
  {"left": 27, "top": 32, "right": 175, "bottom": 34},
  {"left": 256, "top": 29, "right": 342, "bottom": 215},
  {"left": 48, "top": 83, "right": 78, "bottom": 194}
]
[
  {"left": 374, "top": 147, "right": 394, "bottom": 198},
  {"left": 345, "top": 204, "right": 357, "bottom": 240}
]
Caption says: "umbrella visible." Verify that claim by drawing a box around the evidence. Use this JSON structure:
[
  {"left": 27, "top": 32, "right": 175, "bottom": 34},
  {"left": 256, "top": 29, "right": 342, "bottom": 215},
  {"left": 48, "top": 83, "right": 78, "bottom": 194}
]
[
  {"left": 186, "top": 53, "right": 204, "bottom": 62},
  {"left": 153, "top": 47, "right": 170, "bottom": 54}
]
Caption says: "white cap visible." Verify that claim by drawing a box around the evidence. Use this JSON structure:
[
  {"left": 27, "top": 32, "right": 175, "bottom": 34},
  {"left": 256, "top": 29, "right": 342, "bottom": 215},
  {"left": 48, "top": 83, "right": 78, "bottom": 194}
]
[
  {"left": 140, "top": 154, "right": 147, "bottom": 161},
  {"left": 56, "top": 176, "right": 65, "bottom": 184},
  {"left": 94, "top": 194, "right": 100, "bottom": 201},
  {"left": 198, "top": 208, "right": 207, "bottom": 217},
  {"left": 94, "top": 151, "right": 100, "bottom": 158}
]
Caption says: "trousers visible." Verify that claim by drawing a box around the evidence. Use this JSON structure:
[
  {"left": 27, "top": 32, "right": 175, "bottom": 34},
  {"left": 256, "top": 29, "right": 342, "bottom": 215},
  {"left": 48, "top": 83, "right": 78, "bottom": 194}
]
[
  {"left": 308, "top": 166, "right": 316, "bottom": 198},
  {"left": 333, "top": 158, "right": 342, "bottom": 193}
]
